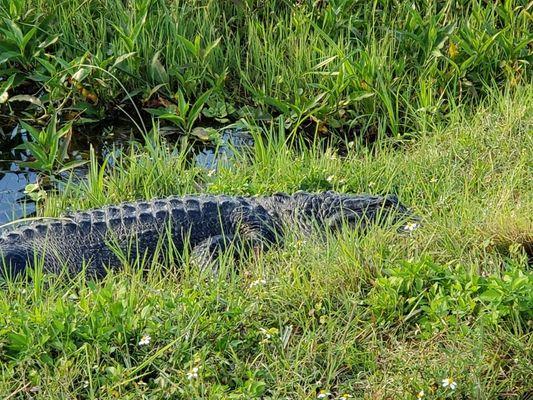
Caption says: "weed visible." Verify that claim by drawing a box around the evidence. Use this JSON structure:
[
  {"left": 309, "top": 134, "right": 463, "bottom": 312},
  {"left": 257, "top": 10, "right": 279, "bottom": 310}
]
[
  {"left": 1, "top": 0, "right": 531, "bottom": 136},
  {"left": 146, "top": 88, "right": 212, "bottom": 134},
  {"left": 367, "top": 257, "right": 532, "bottom": 336},
  {"left": 16, "top": 115, "right": 87, "bottom": 174}
]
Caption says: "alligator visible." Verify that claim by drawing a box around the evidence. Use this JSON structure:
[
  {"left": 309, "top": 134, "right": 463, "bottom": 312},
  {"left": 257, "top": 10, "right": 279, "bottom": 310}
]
[{"left": 0, "top": 191, "right": 413, "bottom": 279}]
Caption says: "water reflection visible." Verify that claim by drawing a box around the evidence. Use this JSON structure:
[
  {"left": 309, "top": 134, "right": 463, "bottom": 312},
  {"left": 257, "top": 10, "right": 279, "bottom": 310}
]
[
  {"left": 194, "top": 129, "right": 253, "bottom": 170},
  {"left": 0, "top": 160, "right": 36, "bottom": 225}
]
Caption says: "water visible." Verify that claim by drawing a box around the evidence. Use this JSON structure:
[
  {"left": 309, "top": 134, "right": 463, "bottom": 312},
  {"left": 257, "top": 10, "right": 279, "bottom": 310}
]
[
  {"left": 0, "top": 153, "right": 37, "bottom": 226},
  {"left": 0, "top": 126, "right": 252, "bottom": 225},
  {"left": 194, "top": 129, "right": 253, "bottom": 170}
]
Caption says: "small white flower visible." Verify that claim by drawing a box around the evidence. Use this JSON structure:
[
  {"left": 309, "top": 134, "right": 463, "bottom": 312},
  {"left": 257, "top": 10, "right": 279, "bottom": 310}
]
[
  {"left": 317, "top": 390, "right": 331, "bottom": 398},
  {"left": 187, "top": 366, "right": 199, "bottom": 380},
  {"left": 249, "top": 279, "right": 267, "bottom": 288},
  {"left": 338, "top": 394, "right": 352, "bottom": 400},
  {"left": 442, "top": 378, "right": 457, "bottom": 390},
  {"left": 368, "top": 181, "right": 375, "bottom": 187},
  {"left": 259, "top": 328, "right": 271, "bottom": 339},
  {"left": 138, "top": 334, "right": 151, "bottom": 346},
  {"left": 326, "top": 175, "right": 335, "bottom": 183},
  {"left": 417, "top": 390, "right": 424, "bottom": 399},
  {"left": 259, "top": 327, "right": 279, "bottom": 344},
  {"left": 403, "top": 222, "right": 420, "bottom": 232},
  {"left": 430, "top": 177, "right": 438, "bottom": 183}
]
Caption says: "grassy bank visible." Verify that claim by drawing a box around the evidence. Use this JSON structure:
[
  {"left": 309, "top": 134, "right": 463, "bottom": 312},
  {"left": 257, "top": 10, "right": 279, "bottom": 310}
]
[
  {"left": 1, "top": 0, "right": 531, "bottom": 137},
  {"left": 0, "top": 86, "right": 531, "bottom": 398}
]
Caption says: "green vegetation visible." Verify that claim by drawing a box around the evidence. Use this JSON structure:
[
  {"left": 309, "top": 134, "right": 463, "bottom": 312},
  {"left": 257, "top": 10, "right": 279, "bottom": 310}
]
[
  {"left": 16, "top": 115, "right": 87, "bottom": 174},
  {"left": 0, "top": 0, "right": 531, "bottom": 136},
  {"left": 1, "top": 86, "right": 532, "bottom": 398},
  {"left": 0, "top": 0, "right": 532, "bottom": 398}
]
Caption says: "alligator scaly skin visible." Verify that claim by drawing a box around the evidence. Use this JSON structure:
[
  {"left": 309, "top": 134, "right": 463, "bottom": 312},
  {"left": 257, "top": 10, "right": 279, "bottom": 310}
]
[{"left": 0, "top": 191, "right": 411, "bottom": 278}]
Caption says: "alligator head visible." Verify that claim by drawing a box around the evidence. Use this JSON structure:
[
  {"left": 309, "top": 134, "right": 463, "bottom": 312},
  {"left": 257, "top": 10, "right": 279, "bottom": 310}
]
[{"left": 319, "top": 192, "right": 416, "bottom": 232}]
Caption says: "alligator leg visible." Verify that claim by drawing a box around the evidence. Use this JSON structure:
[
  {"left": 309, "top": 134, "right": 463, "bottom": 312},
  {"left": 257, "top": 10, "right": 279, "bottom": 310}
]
[
  {"left": 191, "top": 205, "right": 284, "bottom": 271},
  {"left": 230, "top": 205, "right": 284, "bottom": 249},
  {"left": 190, "top": 234, "right": 235, "bottom": 271}
]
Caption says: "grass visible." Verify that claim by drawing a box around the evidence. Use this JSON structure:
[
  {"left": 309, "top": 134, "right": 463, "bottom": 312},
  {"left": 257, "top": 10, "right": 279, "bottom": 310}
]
[
  {"left": 1, "top": 0, "right": 531, "bottom": 136},
  {"left": 0, "top": 85, "right": 531, "bottom": 398}
]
